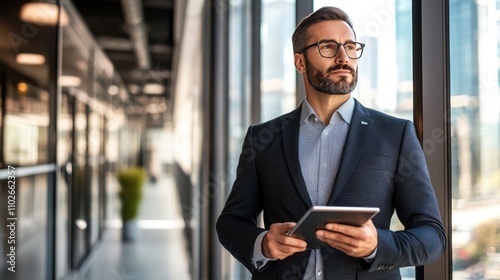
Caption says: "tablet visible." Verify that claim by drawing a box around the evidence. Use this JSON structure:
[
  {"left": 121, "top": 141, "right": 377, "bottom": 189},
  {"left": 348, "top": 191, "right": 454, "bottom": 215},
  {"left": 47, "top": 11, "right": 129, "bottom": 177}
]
[{"left": 286, "top": 206, "right": 380, "bottom": 249}]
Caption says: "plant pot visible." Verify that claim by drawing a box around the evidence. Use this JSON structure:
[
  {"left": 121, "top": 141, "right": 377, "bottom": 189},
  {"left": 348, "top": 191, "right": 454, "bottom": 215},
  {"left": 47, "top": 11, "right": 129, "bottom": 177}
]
[{"left": 122, "top": 219, "right": 138, "bottom": 241}]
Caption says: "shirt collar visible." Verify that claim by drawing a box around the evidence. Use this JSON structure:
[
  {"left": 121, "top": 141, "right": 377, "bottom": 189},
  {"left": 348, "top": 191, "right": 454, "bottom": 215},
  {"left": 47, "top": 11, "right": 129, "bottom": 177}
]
[{"left": 300, "top": 96, "right": 355, "bottom": 125}]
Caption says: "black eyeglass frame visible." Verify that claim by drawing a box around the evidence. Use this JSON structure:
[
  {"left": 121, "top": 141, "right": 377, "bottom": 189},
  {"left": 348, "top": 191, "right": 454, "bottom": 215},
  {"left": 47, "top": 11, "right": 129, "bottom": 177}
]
[{"left": 297, "top": 40, "right": 366, "bottom": 59}]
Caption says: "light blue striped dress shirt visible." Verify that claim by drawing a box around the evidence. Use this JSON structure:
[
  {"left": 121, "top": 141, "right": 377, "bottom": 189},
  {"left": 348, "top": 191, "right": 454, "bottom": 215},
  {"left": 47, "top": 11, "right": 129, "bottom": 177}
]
[
  {"left": 299, "top": 97, "right": 353, "bottom": 279},
  {"left": 251, "top": 97, "right": 354, "bottom": 279}
]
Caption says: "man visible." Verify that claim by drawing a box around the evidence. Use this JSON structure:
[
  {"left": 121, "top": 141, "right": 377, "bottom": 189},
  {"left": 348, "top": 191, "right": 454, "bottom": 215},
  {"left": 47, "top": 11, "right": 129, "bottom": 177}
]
[{"left": 217, "top": 6, "right": 446, "bottom": 279}]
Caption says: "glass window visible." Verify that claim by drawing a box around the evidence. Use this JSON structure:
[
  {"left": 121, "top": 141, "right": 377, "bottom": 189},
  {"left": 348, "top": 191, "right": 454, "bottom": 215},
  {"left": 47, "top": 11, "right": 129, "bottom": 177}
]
[
  {"left": 261, "top": 0, "right": 296, "bottom": 121},
  {"left": 313, "top": 1, "right": 414, "bottom": 278},
  {"left": 314, "top": 0, "right": 413, "bottom": 119},
  {"left": 450, "top": 0, "right": 500, "bottom": 278},
  {"left": 228, "top": 0, "right": 252, "bottom": 190},
  {"left": 226, "top": 1, "right": 252, "bottom": 279}
]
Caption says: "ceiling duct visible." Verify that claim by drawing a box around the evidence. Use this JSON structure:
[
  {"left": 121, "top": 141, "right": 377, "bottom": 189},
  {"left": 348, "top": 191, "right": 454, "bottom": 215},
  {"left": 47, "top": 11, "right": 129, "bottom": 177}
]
[{"left": 120, "top": 0, "right": 151, "bottom": 69}]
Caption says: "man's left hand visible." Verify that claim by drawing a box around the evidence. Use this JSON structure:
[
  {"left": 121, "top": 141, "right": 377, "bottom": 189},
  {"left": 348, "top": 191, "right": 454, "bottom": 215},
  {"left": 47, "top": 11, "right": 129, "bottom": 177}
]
[{"left": 315, "top": 220, "right": 378, "bottom": 258}]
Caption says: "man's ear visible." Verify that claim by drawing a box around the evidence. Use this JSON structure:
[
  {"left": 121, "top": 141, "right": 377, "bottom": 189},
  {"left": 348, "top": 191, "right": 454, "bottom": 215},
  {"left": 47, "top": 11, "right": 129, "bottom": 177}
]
[{"left": 294, "top": 53, "right": 306, "bottom": 73}]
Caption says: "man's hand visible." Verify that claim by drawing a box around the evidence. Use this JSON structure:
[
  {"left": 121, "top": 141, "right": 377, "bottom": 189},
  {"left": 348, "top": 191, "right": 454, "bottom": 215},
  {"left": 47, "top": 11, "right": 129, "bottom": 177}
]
[
  {"left": 316, "top": 220, "right": 378, "bottom": 258},
  {"left": 262, "top": 222, "right": 307, "bottom": 260}
]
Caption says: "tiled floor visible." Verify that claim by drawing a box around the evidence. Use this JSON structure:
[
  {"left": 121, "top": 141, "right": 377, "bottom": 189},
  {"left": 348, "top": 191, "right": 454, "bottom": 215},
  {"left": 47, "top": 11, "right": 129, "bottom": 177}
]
[{"left": 78, "top": 172, "right": 191, "bottom": 280}]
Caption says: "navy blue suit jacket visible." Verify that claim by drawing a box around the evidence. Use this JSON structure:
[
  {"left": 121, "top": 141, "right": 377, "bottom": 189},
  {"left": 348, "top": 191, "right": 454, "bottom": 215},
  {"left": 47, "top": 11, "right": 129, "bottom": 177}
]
[{"left": 217, "top": 99, "right": 446, "bottom": 279}]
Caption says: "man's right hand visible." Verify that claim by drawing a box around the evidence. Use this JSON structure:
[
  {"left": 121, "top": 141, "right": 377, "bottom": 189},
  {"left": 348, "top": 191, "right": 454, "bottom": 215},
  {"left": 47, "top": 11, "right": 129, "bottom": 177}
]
[{"left": 262, "top": 222, "right": 307, "bottom": 260}]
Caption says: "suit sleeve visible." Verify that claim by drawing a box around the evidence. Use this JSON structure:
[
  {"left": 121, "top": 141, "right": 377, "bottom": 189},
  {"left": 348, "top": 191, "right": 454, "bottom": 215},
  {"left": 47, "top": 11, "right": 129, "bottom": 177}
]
[
  {"left": 216, "top": 125, "right": 266, "bottom": 272},
  {"left": 369, "top": 121, "right": 446, "bottom": 271}
]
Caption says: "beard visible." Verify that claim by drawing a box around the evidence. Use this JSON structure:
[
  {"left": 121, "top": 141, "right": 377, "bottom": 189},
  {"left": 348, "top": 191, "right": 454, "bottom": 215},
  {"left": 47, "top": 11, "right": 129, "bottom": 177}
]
[{"left": 304, "top": 56, "right": 358, "bottom": 95}]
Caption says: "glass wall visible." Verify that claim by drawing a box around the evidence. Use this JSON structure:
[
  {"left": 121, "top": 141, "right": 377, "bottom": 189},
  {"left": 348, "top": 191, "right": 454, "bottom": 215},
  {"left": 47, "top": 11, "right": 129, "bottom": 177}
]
[
  {"left": 88, "top": 110, "right": 102, "bottom": 245},
  {"left": 261, "top": 0, "right": 296, "bottom": 120},
  {"left": 171, "top": 0, "right": 204, "bottom": 278},
  {"left": 450, "top": 0, "right": 500, "bottom": 278},
  {"left": 0, "top": 1, "right": 58, "bottom": 279},
  {"left": 56, "top": 91, "right": 73, "bottom": 279},
  {"left": 0, "top": 175, "right": 49, "bottom": 280},
  {"left": 3, "top": 73, "right": 50, "bottom": 165},
  {"left": 0, "top": 1, "right": 134, "bottom": 279},
  {"left": 313, "top": 1, "right": 414, "bottom": 278},
  {"left": 60, "top": 1, "right": 93, "bottom": 267}
]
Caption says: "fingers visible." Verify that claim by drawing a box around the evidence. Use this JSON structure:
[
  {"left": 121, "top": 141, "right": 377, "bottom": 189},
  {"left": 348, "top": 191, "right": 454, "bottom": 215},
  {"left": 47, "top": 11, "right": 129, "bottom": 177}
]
[
  {"left": 316, "top": 220, "right": 378, "bottom": 258},
  {"left": 263, "top": 222, "right": 307, "bottom": 260}
]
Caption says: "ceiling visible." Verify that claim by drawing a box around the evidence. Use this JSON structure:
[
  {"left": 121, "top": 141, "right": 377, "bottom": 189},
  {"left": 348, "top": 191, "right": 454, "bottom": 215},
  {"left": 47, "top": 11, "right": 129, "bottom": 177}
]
[{"left": 72, "top": 0, "right": 174, "bottom": 107}]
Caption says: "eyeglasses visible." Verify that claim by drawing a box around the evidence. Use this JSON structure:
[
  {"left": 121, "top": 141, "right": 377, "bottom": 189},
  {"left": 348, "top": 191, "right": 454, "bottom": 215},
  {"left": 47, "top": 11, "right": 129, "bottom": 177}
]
[{"left": 297, "top": 40, "right": 366, "bottom": 59}]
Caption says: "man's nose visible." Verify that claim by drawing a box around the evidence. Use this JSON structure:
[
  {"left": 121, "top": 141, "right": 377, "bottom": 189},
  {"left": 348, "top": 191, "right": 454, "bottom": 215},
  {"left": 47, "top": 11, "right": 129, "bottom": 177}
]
[{"left": 335, "top": 45, "right": 349, "bottom": 64}]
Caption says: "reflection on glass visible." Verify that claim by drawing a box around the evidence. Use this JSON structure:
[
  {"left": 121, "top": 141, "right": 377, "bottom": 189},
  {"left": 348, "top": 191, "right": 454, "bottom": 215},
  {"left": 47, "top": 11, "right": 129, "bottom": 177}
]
[
  {"left": 4, "top": 73, "right": 50, "bottom": 165},
  {"left": 0, "top": 174, "right": 49, "bottom": 280},
  {"left": 60, "top": 3, "right": 94, "bottom": 264},
  {"left": 228, "top": 0, "right": 251, "bottom": 187},
  {"left": 261, "top": 0, "right": 296, "bottom": 121},
  {"left": 450, "top": 0, "right": 500, "bottom": 278},
  {"left": 72, "top": 100, "right": 88, "bottom": 267},
  {"left": 57, "top": 93, "right": 72, "bottom": 278},
  {"left": 314, "top": 0, "right": 413, "bottom": 119},
  {"left": 0, "top": 0, "right": 57, "bottom": 166},
  {"left": 58, "top": 94, "right": 73, "bottom": 164},
  {"left": 314, "top": 0, "right": 414, "bottom": 278}
]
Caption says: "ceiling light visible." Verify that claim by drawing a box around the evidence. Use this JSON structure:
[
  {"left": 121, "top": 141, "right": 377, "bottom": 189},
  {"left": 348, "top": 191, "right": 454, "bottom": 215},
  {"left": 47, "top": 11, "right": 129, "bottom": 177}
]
[
  {"left": 16, "top": 53, "right": 46, "bottom": 65},
  {"left": 108, "top": 85, "right": 119, "bottom": 96},
  {"left": 17, "top": 82, "right": 29, "bottom": 94},
  {"left": 20, "top": 3, "right": 69, "bottom": 26},
  {"left": 143, "top": 83, "right": 164, "bottom": 95},
  {"left": 59, "top": 75, "right": 81, "bottom": 87},
  {"left": 75, "top": 219, "right": 87, "bottom": 230}
]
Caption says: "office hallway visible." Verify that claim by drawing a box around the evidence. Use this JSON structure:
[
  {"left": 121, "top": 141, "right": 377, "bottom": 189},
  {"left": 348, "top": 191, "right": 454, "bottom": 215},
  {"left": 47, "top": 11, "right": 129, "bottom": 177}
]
[{"left": 78, "top": 171, "right": 191, "bottom": 280}]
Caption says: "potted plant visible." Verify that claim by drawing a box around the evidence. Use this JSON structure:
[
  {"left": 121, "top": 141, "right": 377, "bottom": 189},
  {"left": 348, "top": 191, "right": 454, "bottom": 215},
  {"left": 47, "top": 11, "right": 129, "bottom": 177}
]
[{"left": 116, "top": 167, "right": 146, "bottom": 241}]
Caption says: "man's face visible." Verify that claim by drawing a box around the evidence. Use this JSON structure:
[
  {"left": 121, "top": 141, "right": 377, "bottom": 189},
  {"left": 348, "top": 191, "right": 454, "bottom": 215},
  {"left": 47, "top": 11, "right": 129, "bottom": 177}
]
[{"left": 299, "top": 20, "right": 359, "bottom": 95}]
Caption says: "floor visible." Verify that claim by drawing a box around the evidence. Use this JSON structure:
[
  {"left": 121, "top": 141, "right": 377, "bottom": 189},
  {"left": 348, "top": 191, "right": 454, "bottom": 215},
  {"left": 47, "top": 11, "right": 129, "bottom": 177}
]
[{"left": 78, "top": 172, "right": 191, "bottom": 280}]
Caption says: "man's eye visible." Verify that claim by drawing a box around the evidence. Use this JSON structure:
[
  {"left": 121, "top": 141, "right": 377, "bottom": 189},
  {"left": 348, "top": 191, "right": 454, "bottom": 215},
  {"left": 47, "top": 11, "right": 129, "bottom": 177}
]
[
  {"left": 321, "top": 44, "right": 336, "bottom": 50},
  {"left": 345, "top": 44, "right": 356, "bottom": 50}
]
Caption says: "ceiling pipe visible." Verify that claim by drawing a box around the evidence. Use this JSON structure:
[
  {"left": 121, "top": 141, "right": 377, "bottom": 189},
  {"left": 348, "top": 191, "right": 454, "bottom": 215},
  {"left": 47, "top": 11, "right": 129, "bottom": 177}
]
[{"left": 120, "top": 0, "right": 151, "bottom": 69}]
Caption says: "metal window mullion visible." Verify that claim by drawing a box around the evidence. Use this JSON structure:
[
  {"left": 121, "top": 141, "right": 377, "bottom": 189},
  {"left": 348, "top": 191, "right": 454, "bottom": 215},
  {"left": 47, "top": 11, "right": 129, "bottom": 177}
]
[
  {"left": 250, "top": 0, "right": 261, "bottom": 124},
  {"left": 201, "top": 1, "right": 229, "bottom": 279},
  {"left": 295, "top": 1, "right": 313, "bottom": 106},
  {"left": 415, "top": 0, "right": 451, "bottom": 279}
]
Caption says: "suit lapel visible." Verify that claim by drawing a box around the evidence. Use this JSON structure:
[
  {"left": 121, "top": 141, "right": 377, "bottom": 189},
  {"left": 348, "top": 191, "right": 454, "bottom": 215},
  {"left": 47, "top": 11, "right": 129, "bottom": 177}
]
[
  {"left": 328, "top": 100, "right": 373, "bottom": 205},
  {"left": 281, "top": 107, "right": 313, "bottom": 208}
]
